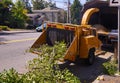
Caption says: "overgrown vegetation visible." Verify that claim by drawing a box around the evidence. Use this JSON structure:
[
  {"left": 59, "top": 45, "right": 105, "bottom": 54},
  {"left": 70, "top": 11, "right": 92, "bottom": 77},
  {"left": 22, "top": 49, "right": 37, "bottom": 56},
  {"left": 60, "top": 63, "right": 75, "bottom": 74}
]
[
  {"left": 0, "top": 26, "right": 10, "bottom": 31},
  {"left": 0, "top": 42, "right": 80, "bottom": 83},
  {"left": 102, "top": 61, "right": 117, "bottom": 75}
]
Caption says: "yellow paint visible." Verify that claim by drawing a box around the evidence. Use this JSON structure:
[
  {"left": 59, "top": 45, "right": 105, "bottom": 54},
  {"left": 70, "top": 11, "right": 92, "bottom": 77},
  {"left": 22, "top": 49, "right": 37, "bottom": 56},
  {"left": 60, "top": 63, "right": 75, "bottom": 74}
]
[
  {"left": 31, "top": 8, "right": 101, "bottom": 62},
  {"left": 64, "top": 36, "right": 78, "bottom": 61},
  {"left": 79, "top": 35, "right": 101, "bottom": 58},
  {"left": 31, "top": 30, "right": 46, "bottom": 48},
  {"left": 81, "top": 8, "right": 99, "bottom": 25}
]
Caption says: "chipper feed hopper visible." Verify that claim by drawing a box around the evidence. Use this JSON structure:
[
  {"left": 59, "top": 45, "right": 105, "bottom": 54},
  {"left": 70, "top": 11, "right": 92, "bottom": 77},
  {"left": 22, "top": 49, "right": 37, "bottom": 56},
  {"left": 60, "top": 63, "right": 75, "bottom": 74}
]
[{"left": 31, "top": 8, "right": 101, "bottom": 65}]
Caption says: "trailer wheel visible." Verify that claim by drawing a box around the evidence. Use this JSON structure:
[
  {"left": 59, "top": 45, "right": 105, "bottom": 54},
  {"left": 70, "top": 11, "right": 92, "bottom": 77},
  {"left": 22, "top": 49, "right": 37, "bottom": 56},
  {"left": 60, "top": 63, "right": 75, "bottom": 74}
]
[{"left": 87, "top": 48, "right": 95, "bottom": 65}]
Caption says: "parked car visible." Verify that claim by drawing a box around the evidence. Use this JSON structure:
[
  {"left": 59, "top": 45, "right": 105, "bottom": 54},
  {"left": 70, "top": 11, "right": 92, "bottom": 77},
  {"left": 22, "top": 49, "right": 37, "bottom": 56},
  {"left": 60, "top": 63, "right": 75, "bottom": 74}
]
[{"left": 36, "top": 23, "right": 46, "bottom": 32}]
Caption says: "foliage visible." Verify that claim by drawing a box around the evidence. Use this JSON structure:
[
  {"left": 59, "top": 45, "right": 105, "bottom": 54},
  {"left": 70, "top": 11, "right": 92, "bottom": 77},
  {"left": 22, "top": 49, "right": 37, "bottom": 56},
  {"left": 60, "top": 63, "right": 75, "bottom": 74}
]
[
  {"left": 47, "top": 1, "right": 56, "bottom": 8},
  {"left": 0, "top": 25, "right": 10, "bottom": 31},
  {"left": 71, "top": 0, "right": 82, "bottom": 24},
  {"left": 0, "top": 42, "right": 80, "bottom": 83},
  {"left": 0, "top": 68, "right": 26, "bottom": 83},
  {"left": 32, "top": 0, "right": 45, "bottom": 10},
  {"left": 0, "top": 0, "right": 28, "bottom": 28},
  {"left": 102, "top": 61, "right": 117, "bottom": 75},
  {"left": 32, "top": 0, "right": 56, "bottom": 10},
  {"left": 18, "top": 0, "right": 32, "bottom": 13},
  {"left": 29, "top": 42, "right": 80, "bottom": 82},
  {"left": 10, "top": 1, "right": 28, "bottom": 28},
  {"left": 0, "top": 0, "right": 13, "bottom": 26}
]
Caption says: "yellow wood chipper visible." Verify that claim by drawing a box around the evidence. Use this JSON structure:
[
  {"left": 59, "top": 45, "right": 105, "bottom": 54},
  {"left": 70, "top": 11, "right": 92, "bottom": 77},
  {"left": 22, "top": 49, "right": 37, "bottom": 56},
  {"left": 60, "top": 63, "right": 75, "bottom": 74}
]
[{"left": 31, "top": 8, "right": 101, "bottom": 65}]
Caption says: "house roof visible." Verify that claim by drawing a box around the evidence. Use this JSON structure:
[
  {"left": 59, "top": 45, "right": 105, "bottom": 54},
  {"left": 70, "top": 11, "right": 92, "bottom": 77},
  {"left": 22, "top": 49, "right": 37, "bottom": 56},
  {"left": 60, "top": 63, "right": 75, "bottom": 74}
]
[
  {"left": 42, "top": 7, "right": 61, "bottom": 11},
  {"left": 32, "top": 7, "right": 63, "bottom": 13},
  {"left": 27, "top": 14, "right": 39, "bottom": 17}
]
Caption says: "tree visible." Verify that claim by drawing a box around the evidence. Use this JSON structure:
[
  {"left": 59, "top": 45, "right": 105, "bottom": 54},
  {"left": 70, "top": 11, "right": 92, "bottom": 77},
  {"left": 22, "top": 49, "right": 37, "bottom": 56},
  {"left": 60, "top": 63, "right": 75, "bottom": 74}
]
[
  {"left": 71, "top": 0, "right": 82, "bottom": 24},
  {"left": 0, "top": 0, "right": 13, "bottom": 26},
  {"left": 0, "top": 0, "right": 28, "bottom": 28},
  {"left": 32, "top": 0, "right": 45, "bottom": 10},
  {"left": 32, "top": 0, "right": 56, "bottom": 10},
  {"left": 47, "top": 1, "right": 56, "bottom": 7},
  {"left": 21, "top": 0, "right": 32, "bottom": 13},
  {"left": 10, "top": 1, "right": 28, "bottom": 28}
]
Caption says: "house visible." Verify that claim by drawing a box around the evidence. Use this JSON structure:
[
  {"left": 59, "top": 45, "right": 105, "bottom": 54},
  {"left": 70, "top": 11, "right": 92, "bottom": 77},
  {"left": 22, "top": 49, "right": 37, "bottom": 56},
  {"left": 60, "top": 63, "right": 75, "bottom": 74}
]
[
  {"left": 26, "top": 7, "right": 65, "bottom": 28},
  {"left": 32, "top": 7, "right": 65, "bottom": 23},
  {"left": 26, "top": 14, "right": 41, "bottom": 28}
]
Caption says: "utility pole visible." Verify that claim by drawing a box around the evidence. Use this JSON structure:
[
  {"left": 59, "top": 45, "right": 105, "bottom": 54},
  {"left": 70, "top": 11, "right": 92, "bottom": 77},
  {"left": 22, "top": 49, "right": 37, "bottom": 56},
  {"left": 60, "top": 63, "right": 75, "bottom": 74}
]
[
  {"left": 67, "top": 0, "right": 71, "bottom": 23},
  {"left": 118, "top": 6, "right": 120, "bottom": 72},
  {"left": 109, "top": 0, "right": 120, "bottom": 73}
]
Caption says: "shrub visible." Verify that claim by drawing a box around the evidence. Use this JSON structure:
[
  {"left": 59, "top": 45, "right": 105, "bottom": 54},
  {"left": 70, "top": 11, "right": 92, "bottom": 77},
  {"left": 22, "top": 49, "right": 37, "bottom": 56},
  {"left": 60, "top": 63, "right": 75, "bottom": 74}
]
[
  {"left": 0, "top": 26, "right": 10, "bottom": 31},
  {"left": 28, "top": 42, "right": 80, "bottom": 83},
  {"left": 102, "top": 61, "right": 117, "bottom": 75},
  {"left": 0, "top": 68, "right": 25, "bottom": 83}
]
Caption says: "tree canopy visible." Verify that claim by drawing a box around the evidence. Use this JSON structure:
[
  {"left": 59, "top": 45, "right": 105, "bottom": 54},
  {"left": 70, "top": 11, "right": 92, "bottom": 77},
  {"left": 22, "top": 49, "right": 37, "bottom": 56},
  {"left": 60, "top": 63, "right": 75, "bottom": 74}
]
[
  {"left": 11, "top": 1, "right": 28, "bottom": 28},
  {"left": 0, "top": 0, "right": 13, "bottom": 26},
  {"left": 71, "top": 0, "right": 82, "bottom": 24},
  {"left": 0, "top": 0, "right": 28, "bottom": 28},
  {"left": 32, "top": 0, "right": 56, "bottom": 10}
]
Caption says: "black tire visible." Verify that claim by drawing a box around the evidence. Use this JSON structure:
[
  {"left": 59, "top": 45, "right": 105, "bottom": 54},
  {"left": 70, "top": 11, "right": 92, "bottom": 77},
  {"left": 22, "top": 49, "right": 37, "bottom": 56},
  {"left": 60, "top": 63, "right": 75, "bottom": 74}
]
[{"left": 87, "top": 48, "right": 95, "bottom": 65}]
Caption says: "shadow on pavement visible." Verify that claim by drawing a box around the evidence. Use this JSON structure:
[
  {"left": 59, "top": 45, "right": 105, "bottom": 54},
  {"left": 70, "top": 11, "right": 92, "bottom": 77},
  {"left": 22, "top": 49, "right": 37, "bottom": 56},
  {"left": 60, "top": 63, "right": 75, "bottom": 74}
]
[{"left": 59, "top": 53, "right": 112, "bottom": 83}]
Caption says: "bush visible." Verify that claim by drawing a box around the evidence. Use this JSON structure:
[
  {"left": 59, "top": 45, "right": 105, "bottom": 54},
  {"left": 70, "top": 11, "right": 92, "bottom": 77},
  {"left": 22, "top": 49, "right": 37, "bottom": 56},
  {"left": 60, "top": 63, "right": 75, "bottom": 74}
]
[
  {"left": 28, "top": 42, "right": 80, "bottom": 83},
  {"left": 0, "top": 26, "right": 10, "bottom": 31},
  {"left": 0, "top": 68, "right": 27, "bottom": 83},
  {"left": 102, "top": 61, "right": 117, "bottom": 75}
]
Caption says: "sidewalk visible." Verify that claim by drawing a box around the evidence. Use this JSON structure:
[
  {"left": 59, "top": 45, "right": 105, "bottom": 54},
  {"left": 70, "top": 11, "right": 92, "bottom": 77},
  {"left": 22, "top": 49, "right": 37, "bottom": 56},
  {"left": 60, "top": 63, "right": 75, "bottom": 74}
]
[{"left": 93, "top": 75, "right": 120, "bottom": 83}]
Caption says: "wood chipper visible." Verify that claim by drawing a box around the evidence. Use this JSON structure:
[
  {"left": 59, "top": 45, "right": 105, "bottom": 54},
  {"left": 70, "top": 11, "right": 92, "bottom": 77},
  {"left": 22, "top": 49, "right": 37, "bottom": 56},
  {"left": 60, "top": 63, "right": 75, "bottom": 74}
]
[{"left": 31, "top": 8, "right": 101, "bottom": 65}]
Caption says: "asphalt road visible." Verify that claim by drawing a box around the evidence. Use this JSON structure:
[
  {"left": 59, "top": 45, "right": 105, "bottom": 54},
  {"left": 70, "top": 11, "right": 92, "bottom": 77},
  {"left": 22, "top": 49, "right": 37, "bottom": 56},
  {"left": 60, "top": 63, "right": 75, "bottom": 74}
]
[{"left": 0, "top": 30, "right": 41, "bottom": 73}]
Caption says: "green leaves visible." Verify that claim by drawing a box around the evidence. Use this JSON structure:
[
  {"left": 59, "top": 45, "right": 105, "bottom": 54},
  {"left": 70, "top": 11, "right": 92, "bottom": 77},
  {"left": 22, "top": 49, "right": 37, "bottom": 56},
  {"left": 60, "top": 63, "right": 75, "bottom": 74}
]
[
  {"left": 28, "top": 42, "right": 80, "bottom": 83},
  {"left": 0, "top": 0, "right": 13, "bottom": 26},
  {"left": 0, "top": 68, "right": 25, "bottom": 83},
  {"left": 11, "top": 1, "right": 28, "bottom": 28},
  {"left": 32, "top": 0, "right": 56, "bottom": 10},
  {"left": 0, "top": 42, "right": 80, "bottom": 83},
  {"left": 71, "top": 0, "right": 82, "bottom": 24},
  {"left": 0, "top": 0, "right": 28, "bottom": 28},
  {"left": 103, "top": 61, "right": 117, "bottom": 75}
]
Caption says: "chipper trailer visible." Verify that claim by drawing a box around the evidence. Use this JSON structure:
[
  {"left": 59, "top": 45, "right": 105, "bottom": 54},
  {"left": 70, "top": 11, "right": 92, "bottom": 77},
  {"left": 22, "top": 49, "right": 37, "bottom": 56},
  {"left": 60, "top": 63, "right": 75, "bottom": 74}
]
[{"left": 31, "top": 8, "right": 101, "bottom": 65}]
